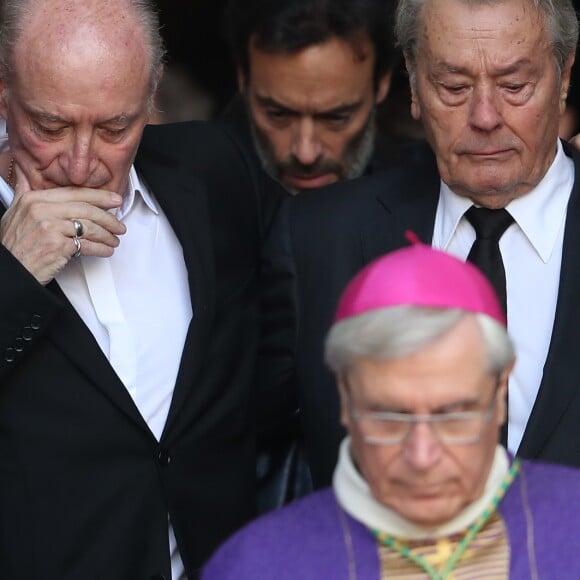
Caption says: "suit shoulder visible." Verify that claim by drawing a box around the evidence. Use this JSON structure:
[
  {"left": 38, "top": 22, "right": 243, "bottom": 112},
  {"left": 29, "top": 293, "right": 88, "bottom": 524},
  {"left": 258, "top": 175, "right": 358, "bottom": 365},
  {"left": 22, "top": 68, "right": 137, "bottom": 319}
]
[
  {"left": 138, "top": 121, "right": 286, "bottom": 238},
  {"left": 283, "top": 153, "right": 438, "bottom": 242},
  {"left": 140, "top": 120, "right": 243, "bottom": 163}
]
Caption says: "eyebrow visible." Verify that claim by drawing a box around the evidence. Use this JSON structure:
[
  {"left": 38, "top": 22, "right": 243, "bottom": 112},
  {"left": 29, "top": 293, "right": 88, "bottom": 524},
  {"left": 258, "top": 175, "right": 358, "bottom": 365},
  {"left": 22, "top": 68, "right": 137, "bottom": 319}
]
[
  {"left": 344, "top": 379, "right": 481, "bottom": 414},
  {"left": 27, "top": 108, "right": 134, "bottom": 125},
  {"left": 361, "top": 398, "right": 480, "bottom": 415},
  {"left": 254, "top": 95, "right": 364, "bottom": 117}
]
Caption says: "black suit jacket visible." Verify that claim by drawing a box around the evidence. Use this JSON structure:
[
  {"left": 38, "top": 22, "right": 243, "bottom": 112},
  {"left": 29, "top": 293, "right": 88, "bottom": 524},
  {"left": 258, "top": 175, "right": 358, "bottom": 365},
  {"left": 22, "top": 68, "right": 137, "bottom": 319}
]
[
  {"left": 262, "top": 140, "right": 580, "bottom": 487},
  {"left": 0, "top": 120, "right": 284, "bottom": 579}
]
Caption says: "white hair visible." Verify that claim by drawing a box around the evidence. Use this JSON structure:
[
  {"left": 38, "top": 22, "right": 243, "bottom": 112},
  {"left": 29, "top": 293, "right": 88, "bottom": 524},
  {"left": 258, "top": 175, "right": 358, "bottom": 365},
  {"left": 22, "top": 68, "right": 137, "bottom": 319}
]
[{"left": 325, "top": 306, "right": 514, "bottom": 375}]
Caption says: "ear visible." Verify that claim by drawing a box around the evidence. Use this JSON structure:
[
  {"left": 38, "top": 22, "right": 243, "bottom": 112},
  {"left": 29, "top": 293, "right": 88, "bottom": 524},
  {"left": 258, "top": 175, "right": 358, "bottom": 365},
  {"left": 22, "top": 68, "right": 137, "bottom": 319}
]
[
  {"left": 496, "top": 359, "right": 515, "bottom": 428},
  {"left": 337, "top": 375, "right": 351, "bottom": 429},
  {"left": 404, "top": 54, "right": 421, "bottom": 121},
  {"left": 0, "top": 76, "right": 9, "bottom": 119},
  {"left": 375, "top": 69, "right": 393, "bottom": 104},
  {"left": 237, "top": 67, "right": 247, "bottom": 94},
  {"left": 559, "top": 54, "right": 576, "bottom": 115}
]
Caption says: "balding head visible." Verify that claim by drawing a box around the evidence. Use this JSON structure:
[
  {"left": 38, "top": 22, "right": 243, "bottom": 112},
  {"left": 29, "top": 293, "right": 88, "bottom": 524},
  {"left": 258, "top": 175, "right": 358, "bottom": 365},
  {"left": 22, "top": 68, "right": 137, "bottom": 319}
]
[{"left": 0, "top": 0, "right": 164, "bottom": 102}]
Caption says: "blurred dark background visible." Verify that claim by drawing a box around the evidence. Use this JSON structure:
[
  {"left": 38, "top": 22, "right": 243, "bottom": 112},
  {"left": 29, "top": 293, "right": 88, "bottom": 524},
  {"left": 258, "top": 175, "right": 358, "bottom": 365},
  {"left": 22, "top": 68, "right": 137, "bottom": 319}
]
[{"left": 154, "top": 1, "right": 236, "bottom": 120}]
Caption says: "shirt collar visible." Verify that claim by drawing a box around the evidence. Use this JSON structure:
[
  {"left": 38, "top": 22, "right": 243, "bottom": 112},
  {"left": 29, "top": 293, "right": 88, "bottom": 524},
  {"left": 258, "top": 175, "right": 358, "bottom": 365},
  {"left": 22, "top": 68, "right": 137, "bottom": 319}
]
[
  {"left": 436, "top": 140, "right": 573, "bottom": 263},
  {"left": 117, "top": 166, "right": 159, "bottom": 220}
]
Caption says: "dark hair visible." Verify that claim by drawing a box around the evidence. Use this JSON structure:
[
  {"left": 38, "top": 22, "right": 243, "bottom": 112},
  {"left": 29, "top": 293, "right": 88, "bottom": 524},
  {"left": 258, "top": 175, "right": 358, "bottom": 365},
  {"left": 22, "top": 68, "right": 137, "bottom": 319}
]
[{"left": 225, "top": 0, "right": 396, "bottom": 87}]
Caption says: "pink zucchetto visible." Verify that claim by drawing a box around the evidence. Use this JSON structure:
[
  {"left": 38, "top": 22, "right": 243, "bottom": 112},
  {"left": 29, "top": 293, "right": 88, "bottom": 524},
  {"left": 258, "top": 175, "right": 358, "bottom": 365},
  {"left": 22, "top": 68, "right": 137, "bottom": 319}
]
[{"left": 334, "top": 231, "right": 506, "bottom": 325}]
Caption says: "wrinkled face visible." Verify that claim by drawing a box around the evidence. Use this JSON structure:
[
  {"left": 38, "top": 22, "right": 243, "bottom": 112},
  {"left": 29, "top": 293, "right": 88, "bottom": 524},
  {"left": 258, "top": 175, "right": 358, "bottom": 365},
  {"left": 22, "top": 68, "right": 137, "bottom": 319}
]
[
  {"left": 339, "top": 316, "right": 509, "bottom": 526},
  {"left": 0, "top": 13, "right": 153, "bottom": 195},
  {"left": 241, "top": 36, "right": 390, "bottom": 194},
  {"left": 406, "top": 0, "right": 573, "bottom": 208}
]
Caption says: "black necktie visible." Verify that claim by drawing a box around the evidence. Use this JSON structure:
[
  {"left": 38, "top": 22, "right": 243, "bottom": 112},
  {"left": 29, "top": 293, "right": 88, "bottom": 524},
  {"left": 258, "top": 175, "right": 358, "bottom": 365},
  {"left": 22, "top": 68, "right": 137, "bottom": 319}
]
[
  {"left": 465, "top": 207, "right": 514, "bottom": 315},
  {"left": 465, "top": 206, "right": 513, "bottom": 447}
]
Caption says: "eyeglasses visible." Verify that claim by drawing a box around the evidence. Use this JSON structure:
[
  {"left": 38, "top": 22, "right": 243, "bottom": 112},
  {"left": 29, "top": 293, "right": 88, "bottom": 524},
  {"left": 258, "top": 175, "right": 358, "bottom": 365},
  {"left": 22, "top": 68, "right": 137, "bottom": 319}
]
[{"left": 349, "top": 381, "right": 499, "bottom": 446}]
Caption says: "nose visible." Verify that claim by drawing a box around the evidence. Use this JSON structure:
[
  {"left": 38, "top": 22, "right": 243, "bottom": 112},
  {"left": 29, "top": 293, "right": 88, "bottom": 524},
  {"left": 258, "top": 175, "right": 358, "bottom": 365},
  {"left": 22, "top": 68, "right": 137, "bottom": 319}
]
[
  {"left": 291, "top": 118, "right": 322, "bottom": 166},
  {"left": 469, "top": 84, "right": 502, "bottom": 132},
  {"left": 60, "top": 132, "right": 98, "bottom": 185},
  {"left": 402, "top": 421, "right": 443, "bottom": 470}
]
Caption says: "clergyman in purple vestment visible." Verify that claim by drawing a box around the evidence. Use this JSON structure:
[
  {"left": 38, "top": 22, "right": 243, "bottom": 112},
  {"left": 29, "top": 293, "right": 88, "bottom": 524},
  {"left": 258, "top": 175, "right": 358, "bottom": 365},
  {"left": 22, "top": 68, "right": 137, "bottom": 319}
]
[{"left": 204, "top": 242, "right": 580, "bottom": 579}]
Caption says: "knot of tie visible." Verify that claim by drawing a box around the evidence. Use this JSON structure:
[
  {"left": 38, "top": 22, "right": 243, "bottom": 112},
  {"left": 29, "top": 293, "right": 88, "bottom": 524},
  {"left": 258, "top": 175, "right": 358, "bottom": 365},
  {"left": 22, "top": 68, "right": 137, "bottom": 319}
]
[
  {"left": 464, "top": 204, "right": 514, "bottom": 316},
  {"left": 465, "top": 207, "right": 514, "bottom": 241}
]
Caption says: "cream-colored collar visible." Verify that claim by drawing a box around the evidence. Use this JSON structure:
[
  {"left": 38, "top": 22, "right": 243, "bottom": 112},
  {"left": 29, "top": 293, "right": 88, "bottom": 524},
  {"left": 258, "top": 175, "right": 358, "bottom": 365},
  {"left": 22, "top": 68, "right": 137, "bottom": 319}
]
[{"left": 333, "top": 437, "right": 509, "bottom": 539}]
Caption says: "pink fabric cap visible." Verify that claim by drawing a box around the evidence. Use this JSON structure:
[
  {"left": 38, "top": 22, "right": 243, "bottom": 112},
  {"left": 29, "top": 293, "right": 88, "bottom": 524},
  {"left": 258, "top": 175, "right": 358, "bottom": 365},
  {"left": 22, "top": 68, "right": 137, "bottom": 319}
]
[{"left": 334, "top": 236, "right": 505, "bottom": 325}]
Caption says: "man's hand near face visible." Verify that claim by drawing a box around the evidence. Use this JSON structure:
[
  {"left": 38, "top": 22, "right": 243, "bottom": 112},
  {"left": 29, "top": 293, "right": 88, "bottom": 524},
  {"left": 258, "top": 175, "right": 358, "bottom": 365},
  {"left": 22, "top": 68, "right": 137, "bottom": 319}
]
[{"left": 0, "top": 164, "right": 126, "bottom": 285}]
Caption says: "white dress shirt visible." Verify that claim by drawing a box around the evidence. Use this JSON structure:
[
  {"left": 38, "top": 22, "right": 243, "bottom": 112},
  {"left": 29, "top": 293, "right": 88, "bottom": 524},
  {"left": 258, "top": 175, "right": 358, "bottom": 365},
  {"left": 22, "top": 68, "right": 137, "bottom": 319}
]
[
  {"left": 432, "top": 140, "right": 574, "bottom": 452},
  {"left": 0, "top": 163, "right": 191, "bottom": 580}
]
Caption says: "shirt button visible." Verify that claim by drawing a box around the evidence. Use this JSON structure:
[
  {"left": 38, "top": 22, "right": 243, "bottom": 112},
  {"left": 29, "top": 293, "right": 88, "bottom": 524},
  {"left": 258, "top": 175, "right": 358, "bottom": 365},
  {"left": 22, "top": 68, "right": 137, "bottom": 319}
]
[
  {"left": 14, "top": 338, "right": 24, "bottom": 353},
  {"left": 22, "top": 326, "right": 33, "bottom": 341},
  {"left": 157, "top": 450, "right": 171, "bottom": 466},
  {"left": 4, "top": 348, "right": 15, "bottom": 363},
  {"left": 31, "top": 315, "right": 42, "bottom": 330}
]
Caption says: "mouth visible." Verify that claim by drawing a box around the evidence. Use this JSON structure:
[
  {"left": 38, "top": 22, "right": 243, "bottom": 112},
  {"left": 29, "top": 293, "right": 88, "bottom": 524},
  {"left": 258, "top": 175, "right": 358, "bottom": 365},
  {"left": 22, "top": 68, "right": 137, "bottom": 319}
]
[
  {"left": 283, "top": 172, "right": 336, "bottom": 191},
  {"left": 398, "top": 480, "right": 448, "bottom": 497},
  {"left": 466, "top": 149, "right": 513, "bottom": 158}
]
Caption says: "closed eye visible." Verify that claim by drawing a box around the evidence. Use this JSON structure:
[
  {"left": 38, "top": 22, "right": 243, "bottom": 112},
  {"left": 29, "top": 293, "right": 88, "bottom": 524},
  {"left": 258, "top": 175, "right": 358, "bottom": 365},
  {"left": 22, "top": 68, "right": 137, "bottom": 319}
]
[{"left": 35, "top": 124, "right": 66, "bottom": 137}]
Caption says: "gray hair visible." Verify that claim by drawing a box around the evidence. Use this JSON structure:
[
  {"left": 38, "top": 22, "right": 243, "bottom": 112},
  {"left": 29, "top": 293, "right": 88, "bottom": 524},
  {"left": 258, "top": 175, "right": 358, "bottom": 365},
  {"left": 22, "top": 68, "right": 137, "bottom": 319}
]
[
  {"left": 0, "top": 0, "right": 165, "bottom": 98},
  {"left": 325, "top": 306, "right": 515, "bottom": 375},
  {"left": 395, "top": 0, "right": 579, "bottom": 84}
]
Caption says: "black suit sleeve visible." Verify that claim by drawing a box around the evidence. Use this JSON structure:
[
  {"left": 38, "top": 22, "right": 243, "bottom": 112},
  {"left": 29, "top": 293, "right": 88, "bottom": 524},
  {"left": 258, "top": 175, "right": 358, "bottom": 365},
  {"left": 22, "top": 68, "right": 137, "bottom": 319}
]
[
  {"left": 254, "top": 197, "right": 299, "bottom": 439},
  {"left": 0, "top": 243, "right": 62, "bottom": 380}
]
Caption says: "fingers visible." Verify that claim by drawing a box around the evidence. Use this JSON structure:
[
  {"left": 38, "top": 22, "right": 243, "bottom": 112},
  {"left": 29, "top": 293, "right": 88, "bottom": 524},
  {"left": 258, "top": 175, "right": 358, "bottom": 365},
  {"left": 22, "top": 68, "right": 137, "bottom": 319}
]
[
  {"left": 12, "top": 185, "right": 123, "bottom": 208},
  {"left": 0, "top": 186, "right": 126, "bottom": 285}
]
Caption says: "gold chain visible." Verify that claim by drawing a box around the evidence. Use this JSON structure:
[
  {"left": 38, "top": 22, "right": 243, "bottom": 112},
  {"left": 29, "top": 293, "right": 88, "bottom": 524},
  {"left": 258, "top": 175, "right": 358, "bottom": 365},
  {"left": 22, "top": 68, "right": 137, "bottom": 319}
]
[{"left": 6, "top": 156, "right": 15, "bottom": 188}]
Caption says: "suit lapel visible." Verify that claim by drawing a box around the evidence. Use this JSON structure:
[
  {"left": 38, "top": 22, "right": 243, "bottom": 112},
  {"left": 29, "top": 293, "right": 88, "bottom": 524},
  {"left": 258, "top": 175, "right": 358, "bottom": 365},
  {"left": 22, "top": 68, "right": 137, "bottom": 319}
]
[
  {"left": 134, "top": 143, "right": 215, "bottom": 438},
  {"left": 361, "top": 150, "right": 440, "bottom": 262},
  {"left": 518, "top": 144, "right": 580, "bottom": 457},
  {"left": 45, "top": 281, "right": 151, "bottom": 430}
]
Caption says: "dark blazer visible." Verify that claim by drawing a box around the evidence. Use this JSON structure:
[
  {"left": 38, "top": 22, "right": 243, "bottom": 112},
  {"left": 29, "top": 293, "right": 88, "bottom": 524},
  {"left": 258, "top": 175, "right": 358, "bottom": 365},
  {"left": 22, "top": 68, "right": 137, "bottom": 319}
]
[
  {"left": 0, "top": 120, "right": 284, "bottom": 579},
  {"left": 261, "top": 140, "right": 580, "bottom": 487}
]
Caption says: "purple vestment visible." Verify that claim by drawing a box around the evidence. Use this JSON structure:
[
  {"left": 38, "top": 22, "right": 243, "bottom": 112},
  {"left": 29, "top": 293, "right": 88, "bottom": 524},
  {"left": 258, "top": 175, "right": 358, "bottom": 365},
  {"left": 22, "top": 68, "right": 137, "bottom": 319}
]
[{"left": 203, "top": 460, "right": 580, "bottom": 579}]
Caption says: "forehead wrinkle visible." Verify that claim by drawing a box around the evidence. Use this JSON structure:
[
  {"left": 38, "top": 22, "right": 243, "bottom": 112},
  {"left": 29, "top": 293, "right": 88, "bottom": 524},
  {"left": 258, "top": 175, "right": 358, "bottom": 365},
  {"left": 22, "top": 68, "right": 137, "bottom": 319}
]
[{"left": 420, "top": 0, "right": 548, "bottom": 53}]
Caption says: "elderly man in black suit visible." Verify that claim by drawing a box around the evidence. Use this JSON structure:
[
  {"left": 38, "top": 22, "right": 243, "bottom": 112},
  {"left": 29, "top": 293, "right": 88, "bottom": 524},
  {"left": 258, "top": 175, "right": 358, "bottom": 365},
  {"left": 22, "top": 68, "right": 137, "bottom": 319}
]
[
  {"left": 0, "top": 0, "right": 284, "bottom": 578},
  {"left": 262, "top": 0, "right": 580, "bottom": 488}
]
